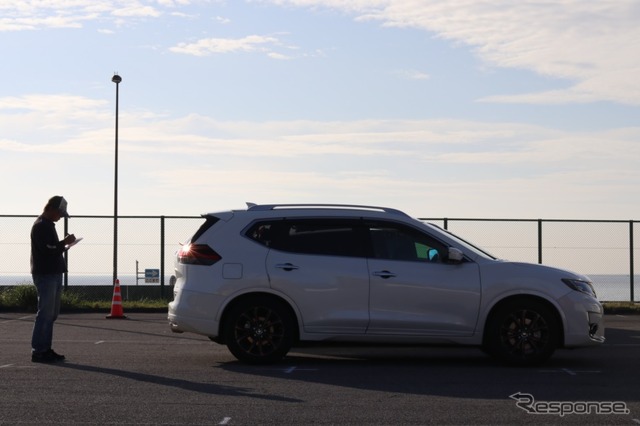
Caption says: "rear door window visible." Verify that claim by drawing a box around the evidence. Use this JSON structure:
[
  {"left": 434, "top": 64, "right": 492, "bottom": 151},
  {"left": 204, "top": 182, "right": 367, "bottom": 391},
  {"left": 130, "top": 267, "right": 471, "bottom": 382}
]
[{"left": 246, "top": 219, "right": 365, "bottom": 258}]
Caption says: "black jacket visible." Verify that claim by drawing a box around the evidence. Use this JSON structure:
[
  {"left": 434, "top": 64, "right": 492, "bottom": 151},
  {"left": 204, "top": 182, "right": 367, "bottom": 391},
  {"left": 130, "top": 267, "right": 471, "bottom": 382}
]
[{"left": 30, "top": 216, "right": 67, "bottom": 274}]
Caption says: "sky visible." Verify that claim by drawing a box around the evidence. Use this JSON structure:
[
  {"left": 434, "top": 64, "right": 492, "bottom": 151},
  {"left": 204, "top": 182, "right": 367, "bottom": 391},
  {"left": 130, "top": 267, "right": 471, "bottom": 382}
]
[{"left": 2, "top": 0, "right": 639, "bottom": 220}]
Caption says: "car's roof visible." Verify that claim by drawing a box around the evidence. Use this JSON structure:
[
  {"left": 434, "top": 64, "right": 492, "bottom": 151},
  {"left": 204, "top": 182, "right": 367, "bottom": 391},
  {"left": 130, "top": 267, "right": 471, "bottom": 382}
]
[{"left": 203, "top": 203, "right": 413, "bottom": 219}]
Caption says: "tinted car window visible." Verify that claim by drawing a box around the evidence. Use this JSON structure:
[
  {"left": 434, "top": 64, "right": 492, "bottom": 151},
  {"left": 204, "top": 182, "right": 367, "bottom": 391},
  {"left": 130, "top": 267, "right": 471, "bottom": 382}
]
[
  {"left": 365, "top": 220, "right": 448, "bottom": 262},
  {"left": 247, "top": 219, "right": 365, "bottom": 257},
  {"left": 190, "top": 216, "right": 220, "bottom": 243}
]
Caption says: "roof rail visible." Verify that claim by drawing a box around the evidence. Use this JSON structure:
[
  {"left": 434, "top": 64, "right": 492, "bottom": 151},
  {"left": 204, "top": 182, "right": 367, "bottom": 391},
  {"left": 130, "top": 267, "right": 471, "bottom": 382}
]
[{"left": 247, "top": 203, "right": 409, "bottom": 217}]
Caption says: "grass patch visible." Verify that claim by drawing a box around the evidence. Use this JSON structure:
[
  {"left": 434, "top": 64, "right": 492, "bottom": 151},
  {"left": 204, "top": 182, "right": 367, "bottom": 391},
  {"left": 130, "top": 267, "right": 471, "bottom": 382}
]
[
  {"left": 70, "top": 298, "right": 169, "bottom": 311},
  {"left": 601, "top": 302, "right": 640, "bottom": 315},
  {"left": 0, "top": 285, "right": 169, "bottom": 312},
  {"left": 0, "top": 284, "right": 38, "bottom": 311}
]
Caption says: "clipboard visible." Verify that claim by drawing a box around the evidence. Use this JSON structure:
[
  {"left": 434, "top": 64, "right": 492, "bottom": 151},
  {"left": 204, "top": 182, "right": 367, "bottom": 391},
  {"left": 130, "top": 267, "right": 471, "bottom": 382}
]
[{"left": 65, "top": 237, "right": 83, "bottom": 249}]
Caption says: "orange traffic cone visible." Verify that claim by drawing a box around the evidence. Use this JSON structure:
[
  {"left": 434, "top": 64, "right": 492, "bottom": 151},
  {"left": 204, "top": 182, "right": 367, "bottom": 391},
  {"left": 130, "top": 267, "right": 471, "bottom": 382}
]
[{"left": 106, "top": 279, "right": 127, "bottom": 319}]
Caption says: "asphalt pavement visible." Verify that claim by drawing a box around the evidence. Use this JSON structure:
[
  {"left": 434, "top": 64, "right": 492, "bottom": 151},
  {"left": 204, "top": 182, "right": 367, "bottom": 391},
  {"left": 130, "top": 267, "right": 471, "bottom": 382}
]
[{"left": 1, "top": 312, "right": 639, "bottom": 425}]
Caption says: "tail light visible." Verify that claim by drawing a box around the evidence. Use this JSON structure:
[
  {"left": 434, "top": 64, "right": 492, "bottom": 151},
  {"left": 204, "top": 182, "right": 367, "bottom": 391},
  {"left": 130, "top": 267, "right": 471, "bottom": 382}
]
[{"left": 177, "top": 244, "right": 221, "bottom": 265}]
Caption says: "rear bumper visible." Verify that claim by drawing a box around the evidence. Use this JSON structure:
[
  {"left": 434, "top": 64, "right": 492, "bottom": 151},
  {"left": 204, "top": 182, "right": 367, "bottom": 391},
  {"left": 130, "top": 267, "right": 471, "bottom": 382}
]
[
  {"left": 168, "top": 309, "right": 220, "bottom": 337},
  {"left": 167, "top": 291, "right": 222, "bottom": 337}
]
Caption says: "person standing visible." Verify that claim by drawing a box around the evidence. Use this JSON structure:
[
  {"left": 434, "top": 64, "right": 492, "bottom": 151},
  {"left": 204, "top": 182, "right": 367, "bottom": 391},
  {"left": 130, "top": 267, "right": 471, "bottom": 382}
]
[{"left": 30, "top": 196, "right": 76, "bottom": 363}]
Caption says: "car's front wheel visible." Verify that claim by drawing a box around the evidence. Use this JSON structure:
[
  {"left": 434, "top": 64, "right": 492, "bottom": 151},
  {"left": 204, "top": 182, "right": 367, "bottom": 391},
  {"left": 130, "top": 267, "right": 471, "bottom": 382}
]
[
  {"left": 223, "top": 296, "right": 294, "bottom": 364},
  {"left": 484, "top": 299, "right": 561, "bottom": 366}
]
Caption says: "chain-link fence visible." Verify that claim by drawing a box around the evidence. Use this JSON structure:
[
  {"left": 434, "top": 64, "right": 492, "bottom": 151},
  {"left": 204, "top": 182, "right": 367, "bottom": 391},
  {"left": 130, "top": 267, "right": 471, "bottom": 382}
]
[
  {"left": 421, "top": 218, "right": 638, "bottom": 301},
  {"left": 1, "top": 215, "right": 202, "bottom": 300},
  {"left": 1, "top": 215, "right": 638, "bottom": 301}
]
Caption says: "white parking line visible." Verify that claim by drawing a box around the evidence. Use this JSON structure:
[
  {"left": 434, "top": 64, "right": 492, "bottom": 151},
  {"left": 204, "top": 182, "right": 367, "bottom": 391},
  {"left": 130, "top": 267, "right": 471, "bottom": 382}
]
[
  {"left": 258, "top": 366, "right": 319, "bottom": 374},
  {"left": 218, "top": 417, "right": 232, "bottom": 425},
  {"left": 606, "top": 343, "right": 640, "bottom": 347},
  {"left": 95, "top": 341, "right": 105, "bottom": 345},
  {"left": 538, "top": 368, "right": 601, "bottom": 376},
  {"left": 0, "top": 315, "right": 34, "bottom": 324},
  {"left": 282, "top": 366, "right": 318, "bottom": 374},
  {"left": 0, "top": 364, "right": 14, "bottom": 369}
]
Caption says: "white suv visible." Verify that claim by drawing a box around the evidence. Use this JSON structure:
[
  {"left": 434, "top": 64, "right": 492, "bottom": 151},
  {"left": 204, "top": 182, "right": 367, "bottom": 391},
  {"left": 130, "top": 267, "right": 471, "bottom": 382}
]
[{"left": 168, "top": 204, "right": 604, "bottom": 365}]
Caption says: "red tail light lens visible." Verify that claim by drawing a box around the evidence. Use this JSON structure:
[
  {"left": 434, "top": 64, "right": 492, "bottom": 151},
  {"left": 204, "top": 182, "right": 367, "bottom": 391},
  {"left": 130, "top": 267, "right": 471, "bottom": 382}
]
[{"left": 178, "top": 244, "right": 221, "bottom": 265}]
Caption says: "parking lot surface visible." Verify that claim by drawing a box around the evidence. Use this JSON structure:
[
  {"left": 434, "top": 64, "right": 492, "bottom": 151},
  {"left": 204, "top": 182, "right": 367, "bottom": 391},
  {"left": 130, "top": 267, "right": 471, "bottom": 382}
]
[{"left": 1, "top": 312, "right": 639, "bottom": 425}]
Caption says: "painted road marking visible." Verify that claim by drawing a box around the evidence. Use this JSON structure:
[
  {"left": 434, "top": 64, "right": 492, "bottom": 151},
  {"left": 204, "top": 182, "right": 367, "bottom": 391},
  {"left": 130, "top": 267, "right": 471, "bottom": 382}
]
[
  {"left": 0, "top": 315, "right": 34, "bottom": 324},
  {"left": 256, "top": 366, "right": 319, "bottom": 374},
  {"left": 538, "top": 368, "right": 601, "bottom": 375},
  {"left": 282, "top": 366, "right": 318, "bottom": 373},
  {"left": 218, "top": 417, "right": 232, "bottom": 425}
]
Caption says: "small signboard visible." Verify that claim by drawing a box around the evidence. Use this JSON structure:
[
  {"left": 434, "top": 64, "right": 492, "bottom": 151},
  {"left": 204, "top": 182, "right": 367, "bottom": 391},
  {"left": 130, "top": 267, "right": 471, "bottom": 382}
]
[{"left": 145, "top": 269, "right": 160, "bottom": 283}]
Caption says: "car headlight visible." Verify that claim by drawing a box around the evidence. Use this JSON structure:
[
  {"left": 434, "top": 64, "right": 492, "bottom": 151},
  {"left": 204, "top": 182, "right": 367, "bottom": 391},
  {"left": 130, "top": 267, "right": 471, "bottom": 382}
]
[{"left": 562, "top": 278, "right": 597, "bottom": 298}]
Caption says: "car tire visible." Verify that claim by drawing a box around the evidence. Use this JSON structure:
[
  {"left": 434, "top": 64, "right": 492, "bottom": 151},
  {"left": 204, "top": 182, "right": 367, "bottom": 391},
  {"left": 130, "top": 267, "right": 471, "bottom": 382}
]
[
  {"left": 223, "top": 296, "right": 294, "bottom": 364},
  {"left": 484, "top": 299, "right": 560, "bottom": 366}
]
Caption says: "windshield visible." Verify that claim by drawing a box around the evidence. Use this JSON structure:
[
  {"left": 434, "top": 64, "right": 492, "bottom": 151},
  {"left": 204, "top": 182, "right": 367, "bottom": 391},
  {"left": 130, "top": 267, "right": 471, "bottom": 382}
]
[{"left": 423, "top": 222, "right": 497, "bottom": 260}]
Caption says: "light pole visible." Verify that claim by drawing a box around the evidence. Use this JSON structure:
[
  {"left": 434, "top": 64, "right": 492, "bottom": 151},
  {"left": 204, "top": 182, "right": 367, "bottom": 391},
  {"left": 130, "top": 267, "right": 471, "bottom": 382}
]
[{"left": 112, "top": 73, "right": 122, "bottom": 286}]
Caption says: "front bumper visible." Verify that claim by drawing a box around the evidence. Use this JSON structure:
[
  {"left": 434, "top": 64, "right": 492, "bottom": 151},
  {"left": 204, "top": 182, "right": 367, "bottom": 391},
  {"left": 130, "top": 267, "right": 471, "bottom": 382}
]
[{"left": 559, "top": 292, "right": 605, "bottom": 347}]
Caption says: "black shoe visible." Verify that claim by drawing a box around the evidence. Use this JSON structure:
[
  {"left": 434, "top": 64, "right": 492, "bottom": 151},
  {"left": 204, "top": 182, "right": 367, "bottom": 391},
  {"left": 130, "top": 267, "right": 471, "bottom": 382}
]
[
  {"left": 47, "top": 349, "right": 65, "bottom": 361},
  {"left": 31, "top": 351, "right": 55, "bottom": 363}
]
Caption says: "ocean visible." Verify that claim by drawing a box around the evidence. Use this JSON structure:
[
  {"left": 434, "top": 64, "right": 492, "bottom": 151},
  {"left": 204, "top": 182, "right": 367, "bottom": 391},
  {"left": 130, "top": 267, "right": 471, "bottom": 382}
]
[{"left": 0, "top": 274, "right": 157, "bottom": 287}]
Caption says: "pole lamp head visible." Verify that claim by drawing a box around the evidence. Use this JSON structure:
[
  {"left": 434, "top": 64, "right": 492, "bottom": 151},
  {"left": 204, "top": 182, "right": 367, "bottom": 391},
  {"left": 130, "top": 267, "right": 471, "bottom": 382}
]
[{"left": 112, "top": 74, "right": 122, "bottom": 84}]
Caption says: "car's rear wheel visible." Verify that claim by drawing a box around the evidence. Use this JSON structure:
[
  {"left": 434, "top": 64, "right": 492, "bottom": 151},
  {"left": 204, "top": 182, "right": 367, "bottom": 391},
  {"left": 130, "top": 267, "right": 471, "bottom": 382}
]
[
  {"left": 224, "top": 296, "right": 294, "bottom": 364},
  {"left": 484, "top": 299, "right": 560, "bottom": 366}
]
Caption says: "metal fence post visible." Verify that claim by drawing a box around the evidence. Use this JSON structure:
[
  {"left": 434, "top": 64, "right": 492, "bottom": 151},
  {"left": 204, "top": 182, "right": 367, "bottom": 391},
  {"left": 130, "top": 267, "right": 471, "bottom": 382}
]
[
  {"left": 63, "top": 216, "right": 69, "bottom": 288},
  {"left": 160, "top": 216, "right": 165, "bottom": 298},
  {"left": 538, "top": 219, "right": 543, "bottom": 265},
  {"left": 631, "top": 220, "right": 635, "bottom": 302}
]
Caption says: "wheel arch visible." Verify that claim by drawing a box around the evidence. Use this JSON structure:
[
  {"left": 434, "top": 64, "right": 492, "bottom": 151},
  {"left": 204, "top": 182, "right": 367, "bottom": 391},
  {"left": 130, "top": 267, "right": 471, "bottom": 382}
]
[
  {"left": 482, "top": 294, "right": 565, "bottom": 348},
  {"left": 216, "top": 291, "right": 301, "bottom": 345}
]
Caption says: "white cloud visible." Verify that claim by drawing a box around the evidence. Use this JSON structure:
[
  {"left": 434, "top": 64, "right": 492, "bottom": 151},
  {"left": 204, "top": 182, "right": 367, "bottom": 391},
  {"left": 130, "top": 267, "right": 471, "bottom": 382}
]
[
  {"left": 1, "top": 93, "right": 637, "bottom": 217},
  {"left": 0, "top": 94, "right": 107, "bottom": 112},
  {"left": 263, "top": 0, "right": 640, "bottom": 105},
  {"left": 268, "top": 51, "right": 291, "bottom": 60},
  {"left": 0, "top": 15, "right": 85, "bottom": 31},
  {"left": 394, "top": 69, "right": 430, "bottom": 80},
  {"left": 169, "top": 35, "right": 282, "bottom": 56},
  {"left": 3, "top": 93, "right": 638, "bottom": 175},
  {"left": 0, "top": 0, "right": 162, "bottom": 31},
  {"left": 112, "top": 5, "right": 161, "bottom": 18},
  {"left": 214, "top": 15, "right": 231, "bottom": 24},
  {"left": 4, "top": 0, "right": 638, "bottom": 107}
]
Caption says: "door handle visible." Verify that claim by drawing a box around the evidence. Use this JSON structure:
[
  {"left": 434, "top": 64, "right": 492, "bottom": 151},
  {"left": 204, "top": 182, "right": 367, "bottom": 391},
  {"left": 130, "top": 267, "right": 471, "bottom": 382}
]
[
  {"left": 275, "top": 263, "right": 299, "bottom": 272},
  {"left": 373, "top": 270, "right": 396, "bottom": 279}
]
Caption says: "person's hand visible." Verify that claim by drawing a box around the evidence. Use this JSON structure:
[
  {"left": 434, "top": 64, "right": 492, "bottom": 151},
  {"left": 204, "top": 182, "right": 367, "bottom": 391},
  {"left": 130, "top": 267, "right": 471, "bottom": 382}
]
[{"left": 63, "top": 234, "right": 77, "bottom": 245}]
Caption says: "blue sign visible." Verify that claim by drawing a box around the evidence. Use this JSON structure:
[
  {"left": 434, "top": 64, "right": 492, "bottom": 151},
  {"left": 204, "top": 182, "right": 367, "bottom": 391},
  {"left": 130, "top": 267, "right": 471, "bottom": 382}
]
[{"left": 145, "top": 269, "right": 160, "bottom": 283}]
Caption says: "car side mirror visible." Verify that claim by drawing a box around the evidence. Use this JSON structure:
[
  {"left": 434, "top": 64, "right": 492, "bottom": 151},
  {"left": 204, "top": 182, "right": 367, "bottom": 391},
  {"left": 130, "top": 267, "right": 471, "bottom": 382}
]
[{"left": 447, "top": 247, "right": 464, "bottom": 264}]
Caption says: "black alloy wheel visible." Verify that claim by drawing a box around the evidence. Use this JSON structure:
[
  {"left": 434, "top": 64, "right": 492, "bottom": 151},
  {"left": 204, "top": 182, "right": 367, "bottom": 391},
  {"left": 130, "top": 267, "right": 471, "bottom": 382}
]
[
  {"left": 224, "top": 297, "right": 294, "bottom": 364},
  {"left": 485, "top": 299, "right": 560, "bottom": 366}
]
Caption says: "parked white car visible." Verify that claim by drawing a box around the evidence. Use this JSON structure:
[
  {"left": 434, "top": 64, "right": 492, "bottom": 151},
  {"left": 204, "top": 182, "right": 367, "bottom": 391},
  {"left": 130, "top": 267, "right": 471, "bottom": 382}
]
[{"left": 168, "top": 204, "right": 605, "bottom": 365}]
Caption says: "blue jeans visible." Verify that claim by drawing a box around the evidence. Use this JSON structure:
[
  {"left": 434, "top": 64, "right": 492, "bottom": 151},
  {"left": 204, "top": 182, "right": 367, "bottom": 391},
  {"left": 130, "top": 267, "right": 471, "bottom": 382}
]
[{"left": 31, "top": 274, "right": 63, "bottom": 353}]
